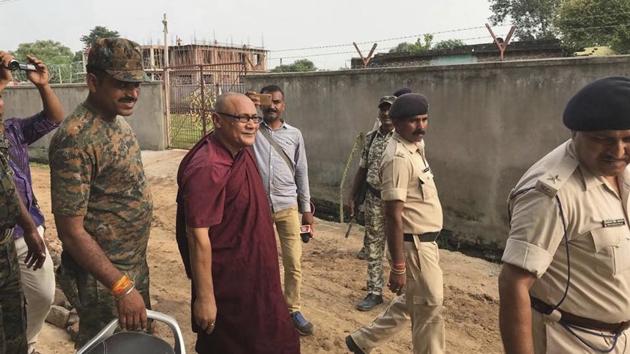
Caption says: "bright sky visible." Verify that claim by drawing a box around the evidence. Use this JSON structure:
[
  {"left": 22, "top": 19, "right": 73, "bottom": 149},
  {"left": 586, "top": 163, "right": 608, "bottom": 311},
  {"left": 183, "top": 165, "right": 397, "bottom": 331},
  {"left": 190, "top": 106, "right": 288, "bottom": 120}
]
[{"left": 0, "top": 0, "right": 510, "bottom": 70}]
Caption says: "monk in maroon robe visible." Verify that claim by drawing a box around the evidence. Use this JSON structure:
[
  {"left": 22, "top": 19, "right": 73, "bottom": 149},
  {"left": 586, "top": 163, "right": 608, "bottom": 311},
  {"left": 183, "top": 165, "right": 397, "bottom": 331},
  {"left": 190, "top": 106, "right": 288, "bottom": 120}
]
[{"left": 176, "top": 93, "right": 300, "bottom": 354}]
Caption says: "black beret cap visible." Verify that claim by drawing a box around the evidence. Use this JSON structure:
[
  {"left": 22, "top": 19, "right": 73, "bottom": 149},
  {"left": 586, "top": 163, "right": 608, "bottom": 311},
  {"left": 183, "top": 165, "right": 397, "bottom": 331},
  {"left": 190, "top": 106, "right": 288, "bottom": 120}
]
[
  {"left": 393, "top": 87, "right": 412, "bottom": 97},
  {"left": 563, "top": 76, "right": 630, "bottom": 131},
  {"left": 389, "top": 93, "right": 429, "bottom": 120}
]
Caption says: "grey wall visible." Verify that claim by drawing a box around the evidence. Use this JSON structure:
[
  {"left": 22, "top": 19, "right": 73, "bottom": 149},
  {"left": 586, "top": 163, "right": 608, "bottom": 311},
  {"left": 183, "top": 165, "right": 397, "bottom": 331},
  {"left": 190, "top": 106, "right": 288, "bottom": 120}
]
[
  {"left": 3, "top": 82, "right": 165, "bottom": 161},
  {"left": 245, "top": 56, "right": 630, "bottom": 248}
]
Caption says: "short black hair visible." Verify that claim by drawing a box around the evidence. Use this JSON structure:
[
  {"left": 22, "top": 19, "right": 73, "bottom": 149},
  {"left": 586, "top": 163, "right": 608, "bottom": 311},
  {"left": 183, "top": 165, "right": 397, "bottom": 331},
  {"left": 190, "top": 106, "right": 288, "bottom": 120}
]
[{"left": 260, "top": 84, "right": 284, "bottom": 97}]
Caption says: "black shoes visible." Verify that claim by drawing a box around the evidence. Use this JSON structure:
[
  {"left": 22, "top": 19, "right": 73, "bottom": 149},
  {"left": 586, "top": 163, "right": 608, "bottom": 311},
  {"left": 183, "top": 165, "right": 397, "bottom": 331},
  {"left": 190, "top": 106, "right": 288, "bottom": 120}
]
[
  {"left": 290, "top": 311, "right": 314, "bottom": 336},
  {"left": 355, "top": 293, "right": 383, "bottom": 311},
  {"left": 345, "top": 335, "right": 366, "bottom": 354}
]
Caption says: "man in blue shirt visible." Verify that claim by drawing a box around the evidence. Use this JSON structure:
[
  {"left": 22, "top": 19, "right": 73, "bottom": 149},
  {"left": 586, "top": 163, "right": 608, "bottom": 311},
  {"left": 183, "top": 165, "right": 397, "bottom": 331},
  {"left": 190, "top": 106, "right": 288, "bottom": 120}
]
[
  {"left": 1, "top": 51, "right": 63, "bottom": 354},
  {"left": 249, "top": 85, "right": 314, "bottom": 336}
]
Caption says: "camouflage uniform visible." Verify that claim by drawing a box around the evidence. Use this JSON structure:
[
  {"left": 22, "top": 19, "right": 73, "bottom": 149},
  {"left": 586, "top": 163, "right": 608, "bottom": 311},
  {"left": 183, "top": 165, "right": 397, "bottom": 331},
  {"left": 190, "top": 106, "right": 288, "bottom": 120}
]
[
  {"left": 359, "top": 128, "right": 394, "bottom": 295},
  {"left": 0, "top": 121, "right": 27, "bottom": 354},
  {"left": 49, "top": 102, "right": 153, "bottom": 346}
]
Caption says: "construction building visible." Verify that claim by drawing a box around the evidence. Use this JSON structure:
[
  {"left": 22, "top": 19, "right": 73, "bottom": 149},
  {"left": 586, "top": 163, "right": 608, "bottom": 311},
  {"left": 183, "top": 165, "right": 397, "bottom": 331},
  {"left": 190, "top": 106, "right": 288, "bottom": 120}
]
[{"left": 141, "top": 42, "right": 268, "bottom": 82}]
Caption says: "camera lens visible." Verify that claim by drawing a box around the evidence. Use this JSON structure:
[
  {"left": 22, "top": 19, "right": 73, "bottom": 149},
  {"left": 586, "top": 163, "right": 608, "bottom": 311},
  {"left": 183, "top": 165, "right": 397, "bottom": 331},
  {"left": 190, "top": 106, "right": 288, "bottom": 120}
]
[{"left": 8, "top": 60, "right": 20, "bottom": 71}]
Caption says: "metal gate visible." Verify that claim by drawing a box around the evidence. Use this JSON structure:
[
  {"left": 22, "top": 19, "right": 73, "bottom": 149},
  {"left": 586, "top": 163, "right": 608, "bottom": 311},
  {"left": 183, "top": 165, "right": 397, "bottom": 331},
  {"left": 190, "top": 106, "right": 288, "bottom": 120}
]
[{"left": 166, "top": 62, "right": 247, "bottom": 149}]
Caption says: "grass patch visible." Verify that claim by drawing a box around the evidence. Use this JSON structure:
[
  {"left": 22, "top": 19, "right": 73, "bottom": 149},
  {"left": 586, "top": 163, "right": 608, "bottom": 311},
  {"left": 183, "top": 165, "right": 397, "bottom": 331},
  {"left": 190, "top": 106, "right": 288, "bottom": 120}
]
[{"left": 169, "top": 114, "right": 213, "bottom": 149}]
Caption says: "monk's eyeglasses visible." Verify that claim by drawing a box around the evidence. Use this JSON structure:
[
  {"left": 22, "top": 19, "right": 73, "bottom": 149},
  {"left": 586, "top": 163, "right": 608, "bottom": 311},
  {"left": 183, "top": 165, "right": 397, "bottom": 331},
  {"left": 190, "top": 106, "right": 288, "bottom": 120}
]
[{"left": 216, "top": 112, "right": 263, "bottom": 124}]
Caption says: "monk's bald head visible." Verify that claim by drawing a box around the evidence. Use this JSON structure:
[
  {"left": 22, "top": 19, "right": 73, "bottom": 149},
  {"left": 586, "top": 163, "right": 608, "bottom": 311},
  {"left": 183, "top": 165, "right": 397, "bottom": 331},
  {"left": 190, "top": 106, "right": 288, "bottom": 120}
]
[
  {"left": 212, "top": 92, "right": 259, "bottom": 153},
  {"left": 215, "top": 92, "right": 247, "bottom": 114}
]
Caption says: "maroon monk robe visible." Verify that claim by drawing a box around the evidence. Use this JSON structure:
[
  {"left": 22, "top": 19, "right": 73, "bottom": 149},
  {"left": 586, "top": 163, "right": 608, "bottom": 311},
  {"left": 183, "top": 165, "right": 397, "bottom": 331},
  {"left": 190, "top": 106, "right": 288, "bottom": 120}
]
[{"left": 176, "top": 132, "right": 300, "bottom": 354}]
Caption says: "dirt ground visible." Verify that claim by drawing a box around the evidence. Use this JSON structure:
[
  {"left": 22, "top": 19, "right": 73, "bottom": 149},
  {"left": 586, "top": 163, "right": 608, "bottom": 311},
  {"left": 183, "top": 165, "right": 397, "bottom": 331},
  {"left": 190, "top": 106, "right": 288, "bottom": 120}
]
[{"left": 32, "top": 149, "right": 503, "bottom": 354}]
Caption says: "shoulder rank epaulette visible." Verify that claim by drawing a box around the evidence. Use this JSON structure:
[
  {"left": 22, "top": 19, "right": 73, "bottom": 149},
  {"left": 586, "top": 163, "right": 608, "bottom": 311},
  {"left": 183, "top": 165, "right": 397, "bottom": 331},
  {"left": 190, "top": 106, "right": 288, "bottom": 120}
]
[
  {"left": 535, "top": 153, "right": 578, "bottom": 198},
  {"left": 394, "top": 147, "right": 408, "bottom": 158}
]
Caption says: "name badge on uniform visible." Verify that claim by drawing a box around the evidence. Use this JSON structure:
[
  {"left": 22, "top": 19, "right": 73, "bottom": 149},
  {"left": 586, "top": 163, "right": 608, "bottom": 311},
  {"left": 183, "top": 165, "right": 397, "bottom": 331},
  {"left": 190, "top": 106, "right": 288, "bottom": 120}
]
[
  {"left": 421, "top": 167, "right": 434, "bottom": 180},
  {"left": 602, "top": 219, "right": 626, "bottom": 228}
]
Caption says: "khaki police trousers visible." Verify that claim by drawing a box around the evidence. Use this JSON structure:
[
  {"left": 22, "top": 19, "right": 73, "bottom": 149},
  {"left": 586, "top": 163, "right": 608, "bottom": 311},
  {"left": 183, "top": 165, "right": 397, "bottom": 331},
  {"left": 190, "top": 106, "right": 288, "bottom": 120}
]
[
  {"left": 272, "top": 206, "right": 302, "bottom": 313},
  {"left": 532, "top": 309, "right": 630, "bottom": 354},
  {"left": 352, "top": 238, "right": 444, "bottom": 353}
]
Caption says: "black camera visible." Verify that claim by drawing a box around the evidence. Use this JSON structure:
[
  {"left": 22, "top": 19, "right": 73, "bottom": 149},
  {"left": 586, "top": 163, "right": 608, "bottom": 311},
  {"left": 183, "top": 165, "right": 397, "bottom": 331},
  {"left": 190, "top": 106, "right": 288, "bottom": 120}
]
[{"left": 7, "top": 60, "right": 36, "bottom": 72}]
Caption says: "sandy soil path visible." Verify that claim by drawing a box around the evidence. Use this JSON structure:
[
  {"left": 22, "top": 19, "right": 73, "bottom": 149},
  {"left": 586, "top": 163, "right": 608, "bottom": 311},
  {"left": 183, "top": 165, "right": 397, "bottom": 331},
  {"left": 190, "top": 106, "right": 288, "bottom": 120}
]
[{"left": 33, "top": 149, "right": 502, "bottom": 354}]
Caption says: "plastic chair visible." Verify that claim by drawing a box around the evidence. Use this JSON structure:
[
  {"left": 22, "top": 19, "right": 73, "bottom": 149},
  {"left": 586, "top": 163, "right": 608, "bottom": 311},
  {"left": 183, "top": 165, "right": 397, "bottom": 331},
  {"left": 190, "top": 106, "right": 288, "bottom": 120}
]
[{"left": 75, "top": 310, "right": 186, "bottom": 354}]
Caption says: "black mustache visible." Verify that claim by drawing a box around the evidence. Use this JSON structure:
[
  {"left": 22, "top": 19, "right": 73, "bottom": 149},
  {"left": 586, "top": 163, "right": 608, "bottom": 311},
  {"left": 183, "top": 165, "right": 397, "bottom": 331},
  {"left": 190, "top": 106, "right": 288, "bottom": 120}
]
[
  {"left": 119, "top": 97, "right": 137, "bottom": 103},
  {"left": 413, "top": 130, "right": 426, "bottom": 135}
]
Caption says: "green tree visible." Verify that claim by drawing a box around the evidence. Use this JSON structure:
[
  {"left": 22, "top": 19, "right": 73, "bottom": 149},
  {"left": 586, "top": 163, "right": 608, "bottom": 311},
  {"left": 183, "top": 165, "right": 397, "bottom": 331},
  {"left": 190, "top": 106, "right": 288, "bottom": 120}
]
[
  {"left": 81, "top": 26, "right": 120, "bottom": 48},
  {"left": 13, "top": 40, "right": 74, "bottom": 65},
  {"left": 271, "top": 59, "right": 317, "bottom": 73},
  {"left": 556, "top": 0, "right": 630, "bottom": 53},
  {"left": 489, "top": 0, "right": 560, "bottom": 39},
  {"left": 389, "top": 34, "right": 434, "bottom": 54},
  {"left": 433, "top": 39, "right": 466, "bottom": 50},
  {"left": 13, "top": 40, "right": 75, "bottom": 83}
]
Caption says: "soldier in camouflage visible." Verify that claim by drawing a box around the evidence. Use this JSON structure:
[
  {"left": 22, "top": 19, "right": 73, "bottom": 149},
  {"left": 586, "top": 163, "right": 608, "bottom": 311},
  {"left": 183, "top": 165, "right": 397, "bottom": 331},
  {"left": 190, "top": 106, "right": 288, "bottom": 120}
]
[
  {"left": 48, "top": 38, "right": 153, "bottom": 348},
  {"left": 348, "top": 95, "right": 396, "bottom": 311},
  {"left": 0, "top": 54, "right": 47, "bottom": 354}
]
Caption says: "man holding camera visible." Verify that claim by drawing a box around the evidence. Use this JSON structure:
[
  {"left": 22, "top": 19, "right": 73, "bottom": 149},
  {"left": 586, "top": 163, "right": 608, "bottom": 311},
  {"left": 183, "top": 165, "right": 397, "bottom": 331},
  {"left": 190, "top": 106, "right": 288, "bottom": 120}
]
[
  {"left": 0, "top": 52, "right": 48, "bottom": 354},
  {"left": 49, "top": 38, "right": 153, "bottom": 347},
  {"left": 0, "top": 51, "right": 62, "bottom": 354},
  {"left": 247, "top": 85, "right": 314, "bottom": 335}
]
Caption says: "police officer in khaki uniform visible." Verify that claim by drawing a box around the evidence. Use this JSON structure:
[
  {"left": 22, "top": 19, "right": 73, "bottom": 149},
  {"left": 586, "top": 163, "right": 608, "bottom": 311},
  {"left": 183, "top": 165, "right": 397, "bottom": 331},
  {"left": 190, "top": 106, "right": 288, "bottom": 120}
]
[
  {"left": 499, "top": 76, "right": 630, "bottom": 354},
  {"left": 348, "top": 93, "right": 445, "bottom": 354},
  {"left": 0, "top": 56, "right": 46, "bottom": 354}
]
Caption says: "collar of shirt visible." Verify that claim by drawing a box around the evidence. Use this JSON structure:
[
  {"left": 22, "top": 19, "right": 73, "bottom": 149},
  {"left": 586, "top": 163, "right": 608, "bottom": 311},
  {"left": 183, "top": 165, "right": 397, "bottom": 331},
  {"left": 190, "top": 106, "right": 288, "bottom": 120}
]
[
  {"left": 376, "top": 128, "right": 394, "bottom": 138},
  {"left": 261, "top": 120, "right": 287, "bottom": 131},
  {"left": 393, "top": 132, "right": 424, "bottom": 154},
  {"left": 566, "top": 140, "right": 626, "bottom": 192}
]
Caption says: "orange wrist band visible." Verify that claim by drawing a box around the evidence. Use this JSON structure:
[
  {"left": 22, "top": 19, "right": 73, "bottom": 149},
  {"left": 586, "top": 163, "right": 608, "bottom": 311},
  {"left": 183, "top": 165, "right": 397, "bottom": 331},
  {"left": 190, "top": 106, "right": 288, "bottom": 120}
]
[{"left": 111, "top": 275, "right": 133, "bottom": 297}]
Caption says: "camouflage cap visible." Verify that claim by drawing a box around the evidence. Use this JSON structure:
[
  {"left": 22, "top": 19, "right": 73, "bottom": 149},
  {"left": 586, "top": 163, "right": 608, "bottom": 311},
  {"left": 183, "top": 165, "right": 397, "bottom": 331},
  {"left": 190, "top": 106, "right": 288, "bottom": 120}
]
[
  {"left": 87, "top": 37, "right": 147, "bottom": 83},
  {"left": 378, "top": 95, "right": 396, "bottom": 108}
]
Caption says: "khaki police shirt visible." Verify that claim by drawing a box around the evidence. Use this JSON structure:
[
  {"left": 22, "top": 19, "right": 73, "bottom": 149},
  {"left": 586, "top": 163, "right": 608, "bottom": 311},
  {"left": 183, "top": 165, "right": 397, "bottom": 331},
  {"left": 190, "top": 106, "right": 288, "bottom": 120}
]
[
  {"left": 380, "top": 132, "right": 443, "bottom": 234},
  {"left": 503, "top": 140, "right": 630, "bottom": 323}
]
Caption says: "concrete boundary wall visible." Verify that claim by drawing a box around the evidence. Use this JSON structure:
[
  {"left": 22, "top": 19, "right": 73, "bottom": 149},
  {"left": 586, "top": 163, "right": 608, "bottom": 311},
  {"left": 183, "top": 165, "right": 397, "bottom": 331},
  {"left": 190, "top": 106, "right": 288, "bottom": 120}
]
[
  {"left": 245, "top": 56, "right": 630, "bottom": 249},
  {"left": 3, "top": 82, "right": 165, "bottom": 161}
]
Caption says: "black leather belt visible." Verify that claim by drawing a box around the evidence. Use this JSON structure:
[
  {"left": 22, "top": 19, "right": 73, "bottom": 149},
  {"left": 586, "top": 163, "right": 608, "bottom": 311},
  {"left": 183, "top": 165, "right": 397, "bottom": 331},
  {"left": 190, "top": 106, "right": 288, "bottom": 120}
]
[
  {"left": 403, "top": 232, "right": 440, "bottom": 242},
  {"left": 531, "top": 296, "right": 630, "bottom": 334}
]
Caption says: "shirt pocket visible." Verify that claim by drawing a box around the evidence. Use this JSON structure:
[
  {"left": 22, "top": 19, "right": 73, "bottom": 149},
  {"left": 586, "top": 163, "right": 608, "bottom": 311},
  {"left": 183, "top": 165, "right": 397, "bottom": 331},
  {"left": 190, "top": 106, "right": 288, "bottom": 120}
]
[
  {"left": 417, "top": 171, "right": 437, "bottom": 201},
  {"left": 590, "top": 226, "right": 630, "bottom": 276}
]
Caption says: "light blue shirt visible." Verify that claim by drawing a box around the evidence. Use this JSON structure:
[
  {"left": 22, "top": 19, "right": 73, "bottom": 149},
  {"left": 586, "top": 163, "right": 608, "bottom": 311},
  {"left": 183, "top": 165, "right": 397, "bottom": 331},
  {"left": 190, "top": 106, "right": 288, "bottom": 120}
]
[{"left": 253, "top": 120, "right": 312, "bottom": 213}]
